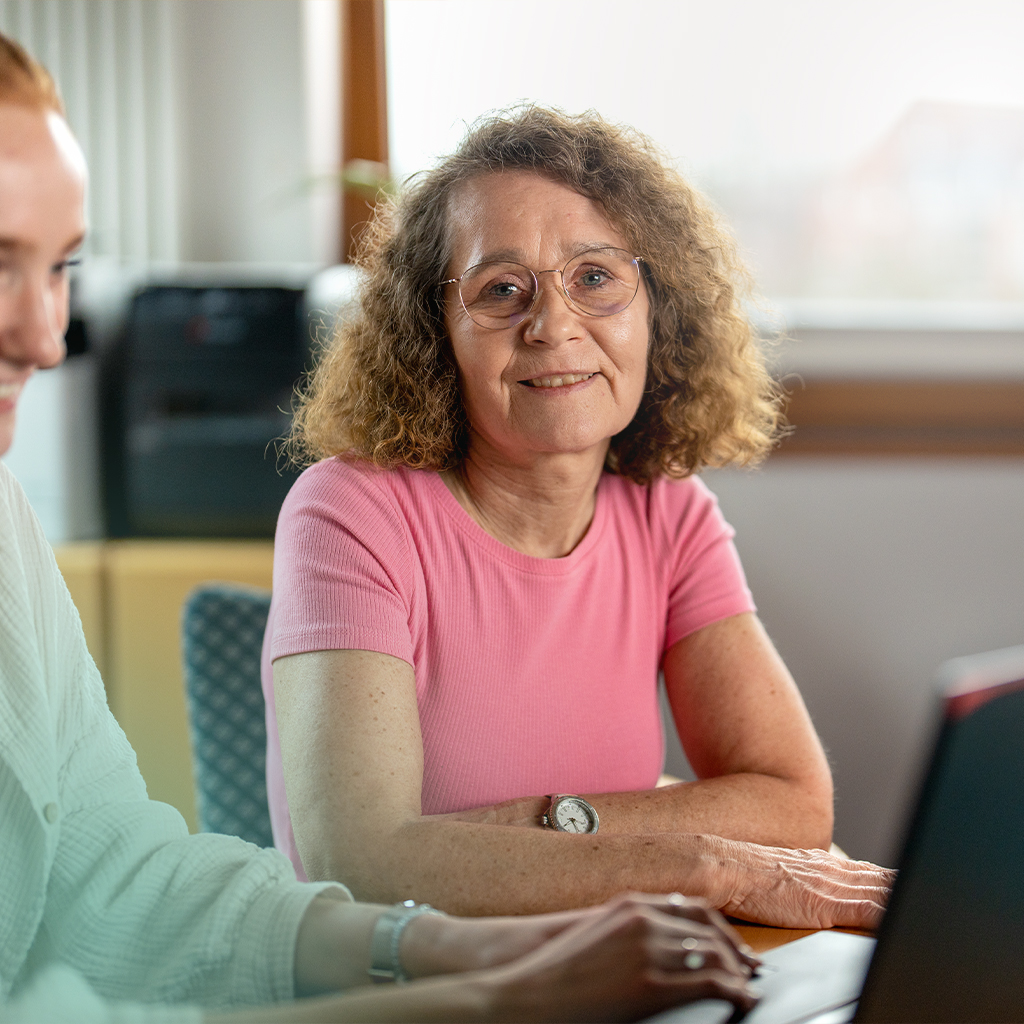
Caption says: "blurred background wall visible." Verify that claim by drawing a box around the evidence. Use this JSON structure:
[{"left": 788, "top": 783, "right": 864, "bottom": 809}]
[
  {"left": 0, "top": 0, "right": 339, "bottom": 538},
  {"left": 0, "top": 0, "right": 339, "bottom": 265},
  {"left": 0, "top": 0, "right": 1021, "bottom": 863}
]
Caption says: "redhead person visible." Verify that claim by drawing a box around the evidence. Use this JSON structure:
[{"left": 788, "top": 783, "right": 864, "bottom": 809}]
[
  {"left": 264, "top": 106, "right": 894, "bottom": 923},
  {"left": 0, "top": 34, "right": 766, "bottom": 1023}
]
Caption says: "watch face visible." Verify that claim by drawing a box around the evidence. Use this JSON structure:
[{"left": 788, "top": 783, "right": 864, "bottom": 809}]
[{"left": 552, "top": 796, "right": 598, "bottom": 833}]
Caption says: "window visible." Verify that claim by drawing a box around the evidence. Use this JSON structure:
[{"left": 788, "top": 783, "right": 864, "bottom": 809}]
[{"left": 386, "top": 0, "right": 1024, "bottom": 303}]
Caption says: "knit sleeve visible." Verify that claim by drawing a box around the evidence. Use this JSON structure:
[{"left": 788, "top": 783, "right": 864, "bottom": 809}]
[
  {"left": 269, "top": 459, "right": 417, "bottom": 666},
  {"left": 0, "top": 964, "right": 200, "bottom": 1024},
  {"left": 655, "top": 475, "right": 756, "bottom": 651},
  {"left": 0, "top": 466, "right": 350, "bottom": 1013}
]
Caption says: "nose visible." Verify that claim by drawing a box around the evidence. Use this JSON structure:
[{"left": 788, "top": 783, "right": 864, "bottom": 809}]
[
  {"left": 2, "top": 273, "right": 67, "bottom": 371},
  {"left": 521, "top": 271, "right": 581, "bottom": 346}
]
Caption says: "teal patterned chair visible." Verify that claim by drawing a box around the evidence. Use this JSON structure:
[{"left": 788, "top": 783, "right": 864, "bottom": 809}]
[{"left": 181, "top": 582, "right": 274, "bottom": 847}]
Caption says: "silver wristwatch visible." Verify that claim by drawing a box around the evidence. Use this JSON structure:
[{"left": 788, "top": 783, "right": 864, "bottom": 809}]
[
  {"left": 541, "top": 793, "right": 600, "bottom": 834},
  {"left": 368, "top": 899, "right": 445, "bottom": 983}
]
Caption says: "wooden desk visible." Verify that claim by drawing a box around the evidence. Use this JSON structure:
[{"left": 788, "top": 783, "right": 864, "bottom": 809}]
[{"left": 54, "top": 540, "right": 275, "bottom": 832}]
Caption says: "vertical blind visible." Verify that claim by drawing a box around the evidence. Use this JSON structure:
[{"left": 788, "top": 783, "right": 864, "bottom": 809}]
[{"left": 0, "top": 0, "right": 179, "bottom": 262}]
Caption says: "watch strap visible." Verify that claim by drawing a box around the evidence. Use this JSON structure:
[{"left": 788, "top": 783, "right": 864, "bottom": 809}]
[{"left": 368, "top": 900, "right": 445, "bottom": 983}]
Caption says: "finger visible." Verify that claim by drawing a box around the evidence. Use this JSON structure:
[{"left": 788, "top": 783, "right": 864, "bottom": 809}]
[
  {"left": 664, "top": 894, "right": 760, "bottom": 968},
  {"left": 846, "top": 859, "right": 897, "bottom": 876},
  {"left": 699, "top": 904, "right": 761, "bottom": 969},
  {"left": 820, "top": 862, "right": 897, "bottom": 892},
  {"left": 796, "top": 875, "right": 894, "bottom": 911},
  {"left": 773, "top": 863, "right": 894, "bottom": 904},
  {"left": 604, "top": 898, "right": 757, "bottom": 977},
  {"left": 791, "top": 878, "right": 893, "bottom": 910},
  {"left": 824, "top": 897, "right": 888, "bottom": 931},
  {"left": 668, "top": 937, "right": 748, "bottom": 979},
  {"left": 773, "top": 849, "right": 894, "bottom": 881},
  {"left": 653, "top": 968, "right": 761, "bottom": 1013},
  {"left": 778, "top": 854, "right": 894, "bottom": 882}
]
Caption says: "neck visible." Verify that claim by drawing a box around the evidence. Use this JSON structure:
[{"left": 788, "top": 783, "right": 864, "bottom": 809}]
[{"left": 441, "top": 442, "right": 607, "bottom": 558}]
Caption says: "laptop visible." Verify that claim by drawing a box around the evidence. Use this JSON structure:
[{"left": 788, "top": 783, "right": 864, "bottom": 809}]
[{"left": 651, "top": 643, "right": 1024, "bottom": 1024}]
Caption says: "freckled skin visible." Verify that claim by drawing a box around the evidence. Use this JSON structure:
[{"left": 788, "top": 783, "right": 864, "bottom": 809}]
[{"left": 444, "top": 170, "right": 651, "bottom": 470}]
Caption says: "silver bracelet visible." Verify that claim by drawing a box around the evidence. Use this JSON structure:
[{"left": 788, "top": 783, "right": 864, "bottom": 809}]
[{"left": 367, "top": 899, "right": 446, "bottom": 984}]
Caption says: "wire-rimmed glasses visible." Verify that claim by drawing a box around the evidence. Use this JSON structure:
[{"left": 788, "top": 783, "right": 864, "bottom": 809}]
[{"left": 441, "top": 246, "right": 644, "bottom": 330}]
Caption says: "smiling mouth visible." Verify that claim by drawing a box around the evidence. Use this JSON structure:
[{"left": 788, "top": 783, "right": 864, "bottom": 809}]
[
  {"left": 0, "top": 382, "right": 22, "bottom": 400},
  {"left": 521, "top": 372, "right": 596, "bottom": 389}
]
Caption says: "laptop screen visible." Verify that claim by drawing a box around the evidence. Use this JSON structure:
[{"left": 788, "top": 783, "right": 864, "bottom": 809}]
[{"left": 856, "top": 658, "right": 1024, "bottom": 1023}]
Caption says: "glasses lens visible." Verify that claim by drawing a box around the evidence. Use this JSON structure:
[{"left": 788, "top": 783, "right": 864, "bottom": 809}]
[
  {"left": 563, "top": 249, "right": 640, "bottom": 316},
  {"left": 459, "top": 262, "right": 536, "bottom": 328}
]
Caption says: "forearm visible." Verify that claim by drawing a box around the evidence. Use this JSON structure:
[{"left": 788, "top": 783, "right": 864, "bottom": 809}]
[
  {"left": 584, "top": 773, "right": 833, "bottom": 848},
  {"left": 449, "top": 772, "right": 832, "bottom": 850},
  {"left": 213, "top": 893, "right": 769, "bottom": 1023},
  {"left": 292, "top": 897, "right": 496, "bottom": 995},
  {"left": 293, "top": 891, "right": 582, "bottom": 995},
  {"left": 302, "top": 816, "right": 890, "bottom": 928},
  {"left": 293, "top": 893, "right": 383, "bottom": 995},
  {"left": 208, "top": 973, "right": 495, "bottom": 1023},
  {"left": 308, "top": 819, "right": 724, "bottom": 915}
]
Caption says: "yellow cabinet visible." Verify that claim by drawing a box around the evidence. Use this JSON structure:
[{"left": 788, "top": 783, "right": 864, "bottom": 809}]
[{"left": 54, "top": 541, "right": 274, "bottom": 832}]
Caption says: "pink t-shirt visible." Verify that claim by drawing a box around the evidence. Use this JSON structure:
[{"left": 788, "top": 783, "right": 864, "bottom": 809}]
[{"left": 262, "top": 459, "right": 754, "bottom": 878}]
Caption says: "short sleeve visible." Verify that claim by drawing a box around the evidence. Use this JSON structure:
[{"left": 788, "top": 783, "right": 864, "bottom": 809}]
[
  {"left": 269, "top": 460, "right": 417, "bottom": 666},
  {"left": 656, "top": 475, "right": 755, "bottom": 651}
]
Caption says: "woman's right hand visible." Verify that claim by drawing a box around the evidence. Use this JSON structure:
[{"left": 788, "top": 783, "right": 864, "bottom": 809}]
[{"left": 481, "top": 892, "right": 760, "bottom": 1023}]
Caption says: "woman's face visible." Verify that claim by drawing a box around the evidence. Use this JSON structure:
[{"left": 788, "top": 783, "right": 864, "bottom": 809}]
[
  {"left": 443, "top": 170, "right": 649, "bottom": 469},
  {"left": 0, "top": 104, "right": 85, "bottom": 456}
]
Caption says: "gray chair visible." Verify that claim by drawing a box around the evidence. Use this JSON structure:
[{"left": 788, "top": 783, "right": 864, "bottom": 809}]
[{"left": 181, "top": 582, "right": 274, "bottom": 847}]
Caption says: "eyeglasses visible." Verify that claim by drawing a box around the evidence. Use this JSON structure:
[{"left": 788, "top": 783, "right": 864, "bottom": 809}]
[{"left": 441, "top": 246, "right": 644, "bottom": 330}]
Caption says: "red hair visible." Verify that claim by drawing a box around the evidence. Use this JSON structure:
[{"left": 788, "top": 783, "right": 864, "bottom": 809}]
[{"left": 0, "top": 32, "right": 63, "bottom": 114}]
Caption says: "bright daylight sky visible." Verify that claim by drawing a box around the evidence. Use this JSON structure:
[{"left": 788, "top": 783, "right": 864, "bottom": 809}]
[{"left": 386, "top": 0, "right": 1024, "bottom": 183}]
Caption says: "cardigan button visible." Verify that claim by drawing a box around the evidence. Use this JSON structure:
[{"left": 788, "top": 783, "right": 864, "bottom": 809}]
[{"left": 43, "top": 802, "right": 59, "bottom": 824}]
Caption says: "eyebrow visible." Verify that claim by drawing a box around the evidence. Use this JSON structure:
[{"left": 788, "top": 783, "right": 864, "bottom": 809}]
[
  {"left": 0, "top": 233, "right": 86, "bottom": 256},
  {"left": 469, "top": 240, "right": 623, "bottom": 269}
]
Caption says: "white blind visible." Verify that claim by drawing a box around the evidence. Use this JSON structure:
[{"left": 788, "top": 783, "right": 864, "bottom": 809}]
[{"left": 0, "top": 0, "right": 178, "bottom": 261}]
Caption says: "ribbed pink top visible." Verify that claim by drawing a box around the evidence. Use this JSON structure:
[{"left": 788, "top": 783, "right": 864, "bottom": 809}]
[{"left": 262, "top": 459, "right": 754, "bottom": 879}]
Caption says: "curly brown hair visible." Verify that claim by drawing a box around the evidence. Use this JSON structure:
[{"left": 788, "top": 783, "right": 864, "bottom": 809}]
[{"left": 288, "top": 105, "right": 784, "bottom": 482}]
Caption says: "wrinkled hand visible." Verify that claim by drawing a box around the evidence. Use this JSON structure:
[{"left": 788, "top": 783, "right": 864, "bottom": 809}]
[
  {"left": 700, "top": 836, "right": 895, "bottom": 930},
  {"left": 487, "top": 892, "right": 759, "bottom": 1023}
]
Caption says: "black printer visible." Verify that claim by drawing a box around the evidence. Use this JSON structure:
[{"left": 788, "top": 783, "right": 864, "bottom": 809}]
[{"left": 101, "top": 283, "right": 308, "bottom": 538}]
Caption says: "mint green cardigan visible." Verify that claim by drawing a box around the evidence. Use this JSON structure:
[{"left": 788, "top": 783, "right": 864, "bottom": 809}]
[{"left": 0, "top": 464, "right": 347, "bottom": 1022}]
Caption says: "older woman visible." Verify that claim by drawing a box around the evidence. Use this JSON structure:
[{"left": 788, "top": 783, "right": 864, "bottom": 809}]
[
  {"left": 264, "top": 106, "right": 892, "bottom": 925},
  {"left": 0, "top": 38, "right": 765, "bottom": 1022}
]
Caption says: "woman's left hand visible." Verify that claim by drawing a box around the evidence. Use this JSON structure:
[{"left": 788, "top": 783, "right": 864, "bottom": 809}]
[
  {"left": 695, "top": 836, "right": 895, "bottom": 930},
  {"left": 475, "top": 891, "right": 760, "bottom": 1022}
]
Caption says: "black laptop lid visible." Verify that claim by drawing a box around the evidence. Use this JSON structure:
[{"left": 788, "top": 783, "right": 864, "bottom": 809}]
[{"left": 856, "top": 646, "right": 1024, "bottom": 1023}]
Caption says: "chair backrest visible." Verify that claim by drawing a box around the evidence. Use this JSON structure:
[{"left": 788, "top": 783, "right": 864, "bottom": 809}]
[{"left": 181, "top": 582, "right": 274, "bottom": 847}]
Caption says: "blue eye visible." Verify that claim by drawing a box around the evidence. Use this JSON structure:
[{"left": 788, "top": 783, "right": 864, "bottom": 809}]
[{"left": 489, "top": 282, "right": 522, "bottom": 298}]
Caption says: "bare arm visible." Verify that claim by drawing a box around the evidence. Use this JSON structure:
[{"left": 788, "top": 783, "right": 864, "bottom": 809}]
[
  {"left": 207, "top": 892, "right": 760, "bottom": 1023},
  {"left": 273, "top": 639, "right": 888, "bottom": 924},
  {"left": 275, "top": 646, "right": 710, "bottom": 912},
  {"left": 451, "top": 615, "right": 833, "bottom": 850},
  {"left": 605, "top": 613, "right": 832, "bottom": 846},
  {"left": 657, "top": 613, "right": 833, "bottom": 847}
]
